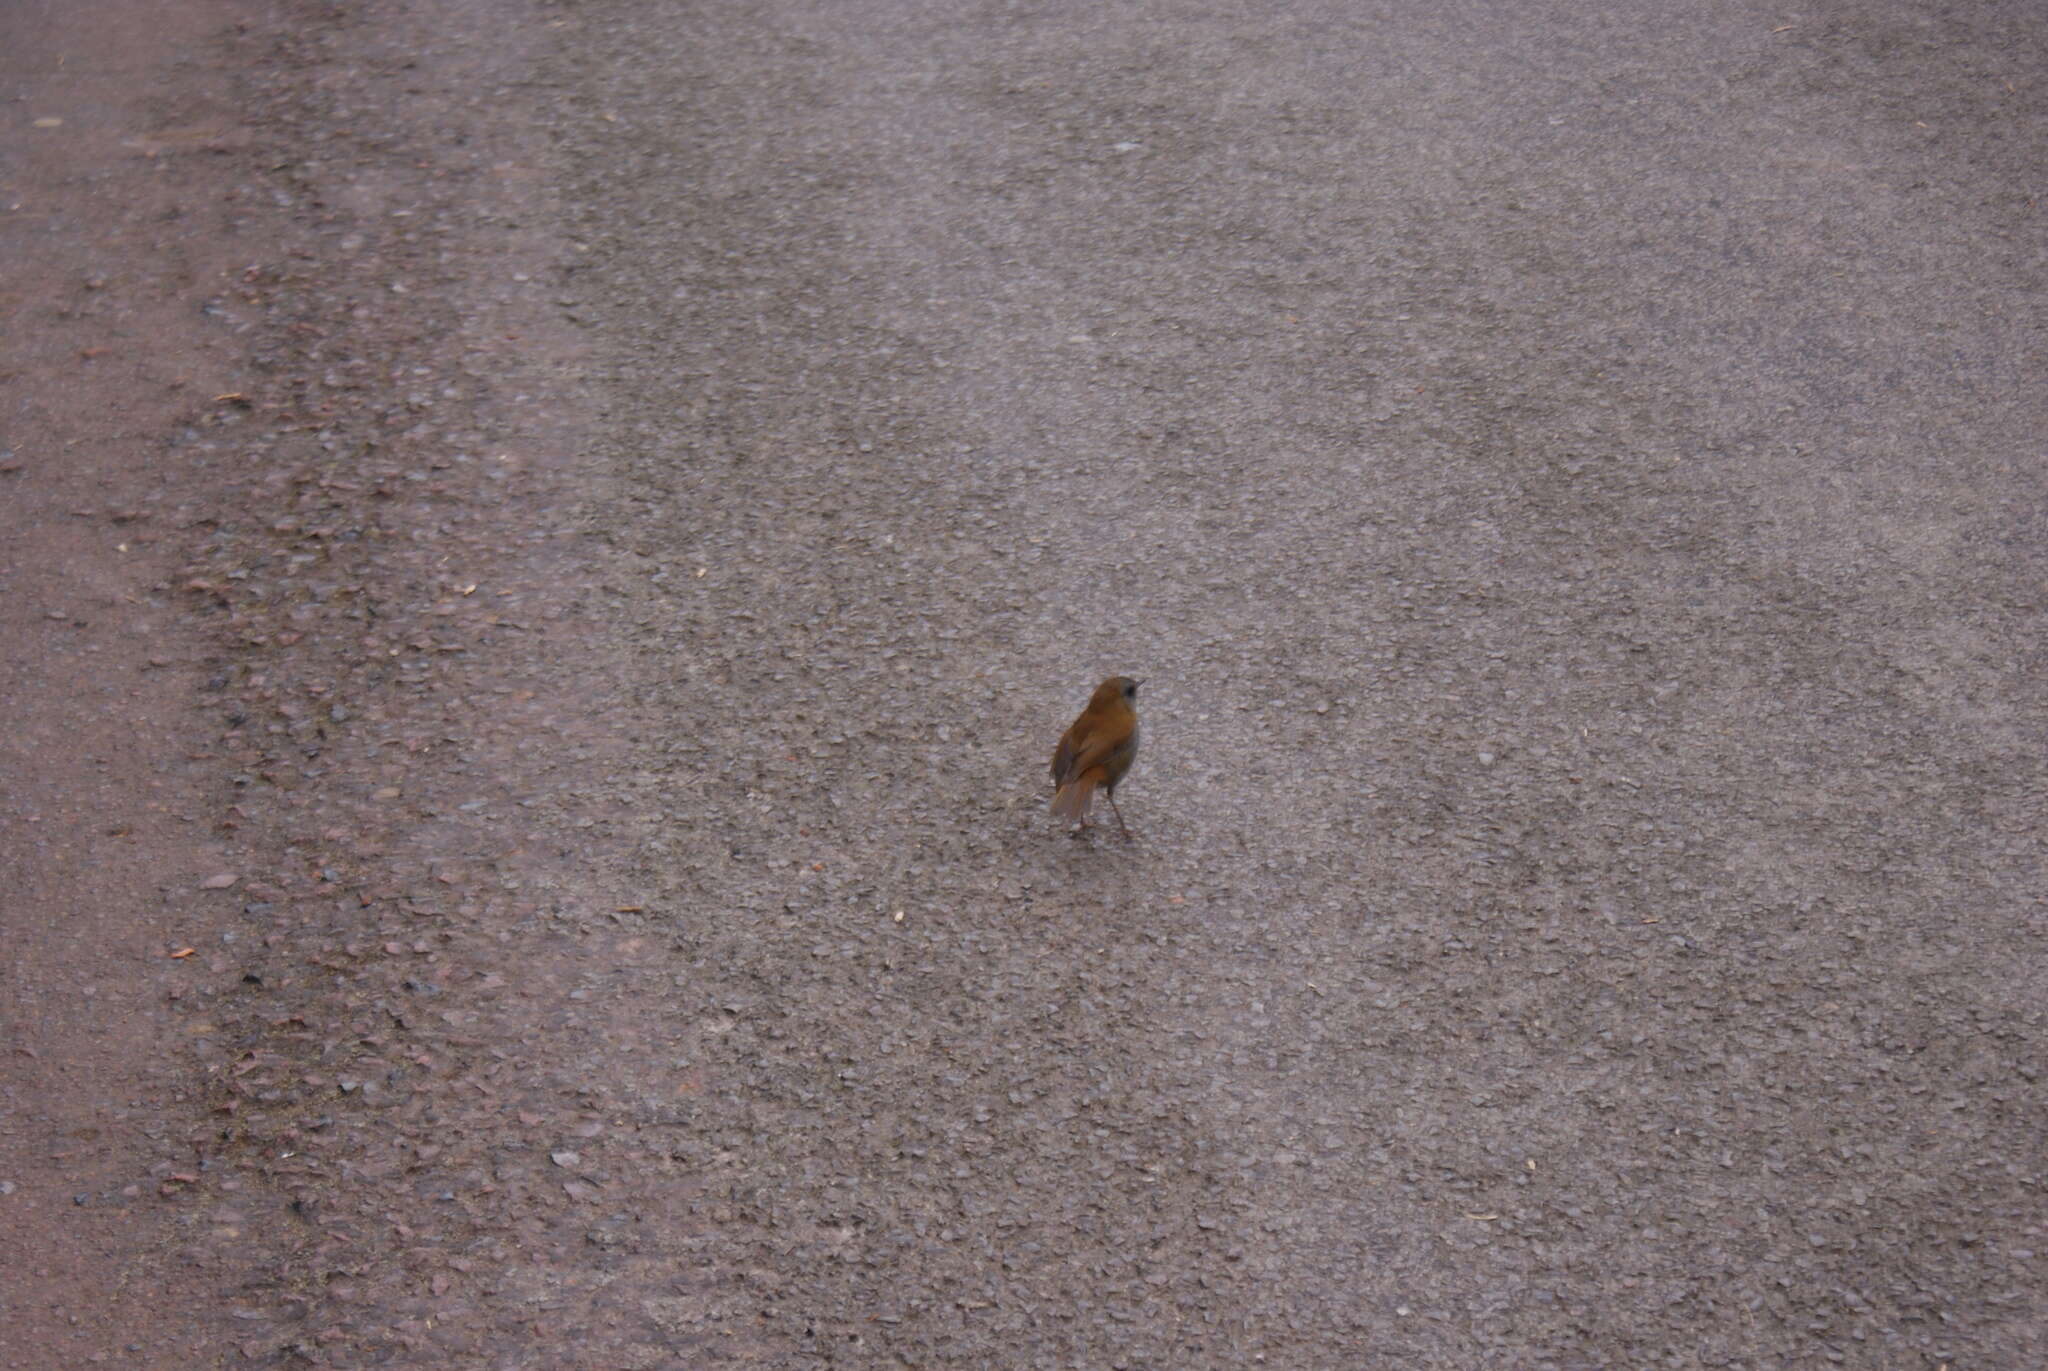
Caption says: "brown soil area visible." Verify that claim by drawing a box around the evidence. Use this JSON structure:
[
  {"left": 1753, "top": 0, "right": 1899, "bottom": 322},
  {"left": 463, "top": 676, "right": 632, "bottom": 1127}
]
[
  {"left": 4, "top": 4, "right": 284, "bottom": 1363},
  {"left": 5, "top": 1, "right": 629, "bottom": 1363}
]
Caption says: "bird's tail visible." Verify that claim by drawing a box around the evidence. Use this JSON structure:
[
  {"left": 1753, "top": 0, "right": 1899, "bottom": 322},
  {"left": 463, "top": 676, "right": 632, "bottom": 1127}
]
[{"left": 1050, "top": 776, "right": 1097, "bottom": 822}]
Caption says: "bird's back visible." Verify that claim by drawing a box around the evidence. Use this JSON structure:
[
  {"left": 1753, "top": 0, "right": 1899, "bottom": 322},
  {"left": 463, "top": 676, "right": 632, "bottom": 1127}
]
[{"left": 1052, "top": 692, "right": 1137, "bottom": 787}]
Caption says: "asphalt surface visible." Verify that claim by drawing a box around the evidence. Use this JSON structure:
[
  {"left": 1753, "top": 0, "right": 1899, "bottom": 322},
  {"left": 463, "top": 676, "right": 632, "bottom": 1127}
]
[
  {"left": 4, "top": 0, "right": 2043, "bottom": 1367},
  {"left": 545, "top": 2, "right": 2046, "bottom": 1362}
]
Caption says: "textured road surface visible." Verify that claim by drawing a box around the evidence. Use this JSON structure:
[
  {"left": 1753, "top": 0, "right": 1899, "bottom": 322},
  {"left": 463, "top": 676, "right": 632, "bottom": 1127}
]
[
  {"left": 4, "top": 0, "right": 2043, "bottom": 1367},
  {"left": 543, "top": 2, "right": 2046, "bottom": 1364}
]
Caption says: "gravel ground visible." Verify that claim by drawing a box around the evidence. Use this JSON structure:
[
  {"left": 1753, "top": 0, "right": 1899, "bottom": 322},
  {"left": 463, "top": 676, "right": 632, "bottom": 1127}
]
[{"left": 3, "top": 0, "right": 2043, "bottom": 1367}]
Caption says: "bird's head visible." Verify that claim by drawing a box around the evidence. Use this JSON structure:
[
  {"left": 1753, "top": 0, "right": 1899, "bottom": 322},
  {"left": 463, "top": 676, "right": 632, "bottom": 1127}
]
[{"left": 1094, "top": 676, "right": 1141, "bottom": 708}]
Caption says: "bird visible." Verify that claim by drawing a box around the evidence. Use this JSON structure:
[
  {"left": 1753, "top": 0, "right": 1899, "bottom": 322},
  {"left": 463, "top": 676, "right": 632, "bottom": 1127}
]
[{"left": 1049, "top": 676, "right": 1141, "bottom": 838}]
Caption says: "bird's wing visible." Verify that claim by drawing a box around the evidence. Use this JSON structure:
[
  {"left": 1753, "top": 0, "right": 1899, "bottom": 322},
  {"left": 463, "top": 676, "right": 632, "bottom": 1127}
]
[
  {"left": 1056, "top": 724, "right": 1125, "bottom": 783},
  {"left": 1051, "top": 733, "right": 1075, "bottom": 782}
]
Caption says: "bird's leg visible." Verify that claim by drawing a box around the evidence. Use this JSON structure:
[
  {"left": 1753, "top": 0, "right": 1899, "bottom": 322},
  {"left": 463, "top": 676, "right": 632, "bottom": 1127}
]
[{"left": 1106, "top": 792, "right": 1134, "bottom": 841}]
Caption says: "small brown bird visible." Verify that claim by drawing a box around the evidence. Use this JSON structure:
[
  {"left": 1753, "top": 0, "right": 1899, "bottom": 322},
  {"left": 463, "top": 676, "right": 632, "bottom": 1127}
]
[{"left": 1049, "top": 676, "right": 1141, "bottom": 838}]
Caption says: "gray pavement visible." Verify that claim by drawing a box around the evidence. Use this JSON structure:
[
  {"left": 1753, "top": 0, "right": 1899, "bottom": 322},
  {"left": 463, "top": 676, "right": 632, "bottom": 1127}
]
[{"left": 523, "top": 0, "right": 2045, "bottom": 1365}]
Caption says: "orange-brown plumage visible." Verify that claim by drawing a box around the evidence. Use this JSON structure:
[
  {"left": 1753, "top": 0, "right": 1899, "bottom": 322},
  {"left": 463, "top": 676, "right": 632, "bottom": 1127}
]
[{"left": 1050, "top": 676, "right": 1141, "bottom": 838}]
